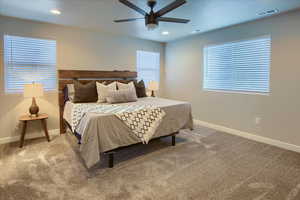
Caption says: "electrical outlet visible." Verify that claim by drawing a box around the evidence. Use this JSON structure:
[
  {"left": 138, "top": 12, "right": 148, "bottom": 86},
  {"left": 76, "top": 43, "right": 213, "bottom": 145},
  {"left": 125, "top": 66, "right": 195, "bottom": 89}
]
[{"left": 255, "top": 117, "right": 261, "bottom": 125}]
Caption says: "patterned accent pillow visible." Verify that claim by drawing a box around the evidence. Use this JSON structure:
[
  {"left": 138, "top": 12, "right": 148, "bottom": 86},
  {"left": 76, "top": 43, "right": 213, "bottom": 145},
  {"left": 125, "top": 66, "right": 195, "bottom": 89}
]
[
  {"left": 96, "top": 81, "right": 117, "bottom": 103},
  {"left": 73, "top": 81, "right": 98, "bottom": 103},
  {"left": 106, "top": 89, "right": 138, "bottom": 104}
]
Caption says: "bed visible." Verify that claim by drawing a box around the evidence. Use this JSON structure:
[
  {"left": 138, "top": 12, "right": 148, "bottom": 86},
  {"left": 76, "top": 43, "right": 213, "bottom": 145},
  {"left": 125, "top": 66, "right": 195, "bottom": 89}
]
[{"left": 58, "top": 70, "right": 193, "bottom": 168}]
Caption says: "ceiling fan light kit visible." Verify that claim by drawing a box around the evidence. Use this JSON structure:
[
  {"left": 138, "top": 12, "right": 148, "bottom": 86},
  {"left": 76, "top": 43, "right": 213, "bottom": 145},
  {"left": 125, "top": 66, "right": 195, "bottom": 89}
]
[
  {"left": 147, "top": 23, "right": 158, "bottom": 30},
  {"left": 115, "top": 0, "right": 190, "bottom": 30}
]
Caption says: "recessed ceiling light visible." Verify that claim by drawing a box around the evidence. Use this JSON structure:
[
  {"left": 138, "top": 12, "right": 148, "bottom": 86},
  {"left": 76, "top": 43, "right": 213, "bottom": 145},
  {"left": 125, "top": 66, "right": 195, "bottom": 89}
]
[
  {"left": 50, "top": 9, "right": 61, "bottom": 15},
  {"left": 258, "top": 9, "right": 279, "bottom": 16},
  {"left": 162, "top": 31, "right": 169, "bottom": 35}
]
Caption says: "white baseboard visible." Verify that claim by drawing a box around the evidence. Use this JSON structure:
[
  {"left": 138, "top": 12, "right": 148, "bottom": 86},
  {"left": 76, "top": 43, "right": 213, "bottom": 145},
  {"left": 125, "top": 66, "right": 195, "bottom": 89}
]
[
  {"left": 194, "top": 119, "right": 300, "bottom": 154},
  {"left": 0, "top": 129, "right": 60, "bottom": 145}
]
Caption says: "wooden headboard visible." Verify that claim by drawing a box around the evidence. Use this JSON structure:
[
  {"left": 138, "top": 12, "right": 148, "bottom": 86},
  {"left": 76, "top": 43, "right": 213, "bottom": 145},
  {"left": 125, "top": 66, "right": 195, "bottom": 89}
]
[{"left": 58, "top": 70, "right": 137, "bottom": 134}]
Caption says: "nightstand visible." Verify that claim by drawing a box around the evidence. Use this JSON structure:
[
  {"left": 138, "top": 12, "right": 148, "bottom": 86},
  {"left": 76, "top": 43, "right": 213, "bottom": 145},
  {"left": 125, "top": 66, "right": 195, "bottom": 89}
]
[{"left": 19, "top": 113, "right": 50, "bottom": 148}]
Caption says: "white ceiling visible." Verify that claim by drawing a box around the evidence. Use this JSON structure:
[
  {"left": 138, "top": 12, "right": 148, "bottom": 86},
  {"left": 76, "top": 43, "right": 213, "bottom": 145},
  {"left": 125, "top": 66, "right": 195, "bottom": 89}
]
[{"left": 1, "top": 0, "right": 300, "bottom": 42}]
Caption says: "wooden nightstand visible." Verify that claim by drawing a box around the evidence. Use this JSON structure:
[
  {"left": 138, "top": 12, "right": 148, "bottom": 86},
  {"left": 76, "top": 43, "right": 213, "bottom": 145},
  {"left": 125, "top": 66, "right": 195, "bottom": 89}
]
[{"left": 19, "top": 113, "right": 50, "bottom": 148}]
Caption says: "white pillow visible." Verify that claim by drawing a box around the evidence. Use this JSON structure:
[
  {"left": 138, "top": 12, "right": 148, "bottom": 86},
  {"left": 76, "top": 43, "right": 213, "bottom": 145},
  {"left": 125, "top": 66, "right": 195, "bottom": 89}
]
[
  {"left": 96, "top": 82, "right": 117, "bottom": 103},
  {"left": 117, "top": 82, "right": 136, "bottom": 91},
  {"left": 67, "top": 84, "right": 75, "bottom": 101}
]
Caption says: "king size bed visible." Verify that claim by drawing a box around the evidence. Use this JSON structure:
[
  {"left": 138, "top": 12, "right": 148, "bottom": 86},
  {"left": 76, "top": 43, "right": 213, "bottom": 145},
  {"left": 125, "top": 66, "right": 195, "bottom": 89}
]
[{"left": 58, "top": 70, "right": 193, "bottom": 168}]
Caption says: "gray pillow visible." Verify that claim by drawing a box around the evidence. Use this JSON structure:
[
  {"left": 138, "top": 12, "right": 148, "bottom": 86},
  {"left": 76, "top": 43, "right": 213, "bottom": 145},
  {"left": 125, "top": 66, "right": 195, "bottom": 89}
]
[
  {"left": 134, "top": 80, "right": 147, "bottom": 98},
  {"left": 106, "top": 89, "right": 138, "bottom": 104},
  {"left": 73, "top": 81, "right": 98, "bottom": 103}
]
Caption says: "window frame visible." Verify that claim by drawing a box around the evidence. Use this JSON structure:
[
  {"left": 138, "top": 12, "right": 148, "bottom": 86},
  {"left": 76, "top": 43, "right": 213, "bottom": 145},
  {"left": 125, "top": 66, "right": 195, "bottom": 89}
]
[
  {"left": 136, "top": 50, "right": 160, "bottom": 86},
  {"left": 202, "top": 35, "right": 271, "bottom": 95},
  {"left": 3, "top": 34, "right": 57, "bottom": 94}
]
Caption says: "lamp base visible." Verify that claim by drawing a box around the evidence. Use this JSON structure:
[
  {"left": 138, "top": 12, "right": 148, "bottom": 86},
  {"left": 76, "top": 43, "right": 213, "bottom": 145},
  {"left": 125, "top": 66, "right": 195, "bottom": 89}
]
[
  {"left": 151, "top": 90, "right": 155, "bottom": 97},
  {"left": 29, "top": 97, "right": 39, "bottom": 117}
]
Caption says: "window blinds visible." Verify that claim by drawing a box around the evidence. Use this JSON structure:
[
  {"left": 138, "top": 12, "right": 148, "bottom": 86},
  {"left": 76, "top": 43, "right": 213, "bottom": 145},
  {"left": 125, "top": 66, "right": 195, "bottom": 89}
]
[
  {"left": 137, "top": 50, "right": 160, "bottom": 86},
  {"left": 203, "top": 36, "right": 271, "bottom": 94},
  {"left": 4, "top": 35, "right": 57, "bottom": 93}
]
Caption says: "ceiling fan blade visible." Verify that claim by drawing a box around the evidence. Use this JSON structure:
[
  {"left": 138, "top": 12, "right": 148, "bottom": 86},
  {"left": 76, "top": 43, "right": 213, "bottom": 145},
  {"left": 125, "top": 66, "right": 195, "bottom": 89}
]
[
  {"left": 155, "top": 0, "right": 186, "bottom": 17},
  {"left": 158, "top": 17, "right": 190, "bottom": 23},
  {"left": 114, "top": 18, "right": 144, "bottom": 23},
  {"left": 119, "top": 0, "right": 147, "bottom": 16}
]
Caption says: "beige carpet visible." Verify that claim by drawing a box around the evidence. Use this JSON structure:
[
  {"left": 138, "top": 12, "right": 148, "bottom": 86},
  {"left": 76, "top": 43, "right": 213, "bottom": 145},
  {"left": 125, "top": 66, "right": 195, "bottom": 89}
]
[{"left": 1, "top": 125, "right": 300, "bottom": 200}]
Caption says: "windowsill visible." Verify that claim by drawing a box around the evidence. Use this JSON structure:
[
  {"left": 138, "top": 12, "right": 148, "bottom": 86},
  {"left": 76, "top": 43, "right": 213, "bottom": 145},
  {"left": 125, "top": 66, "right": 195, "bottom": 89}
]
[
  {"left": 3, "top": 90, "right": 58, "bottom": 96},
  {"left": 202, "top": 89, "right": 270, "bottom": 96}
]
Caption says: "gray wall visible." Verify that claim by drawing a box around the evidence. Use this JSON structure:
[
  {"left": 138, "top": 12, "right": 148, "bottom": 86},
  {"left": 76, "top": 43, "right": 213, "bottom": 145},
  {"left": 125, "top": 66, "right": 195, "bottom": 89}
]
[
  {"left": 0, "top": 15, "right": 165, "bottom": 139},
  {"left": 162, "top": 11, "right": 300, "bottom": 146}
]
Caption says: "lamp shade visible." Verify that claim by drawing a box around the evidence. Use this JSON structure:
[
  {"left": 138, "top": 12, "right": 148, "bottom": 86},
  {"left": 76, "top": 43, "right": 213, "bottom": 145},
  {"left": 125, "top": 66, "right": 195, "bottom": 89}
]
[
  {"left": 148, "top": 81, "right": 159, "bottom": 91},
  {"left": 24, "top": 83, "right": 44, "bottom": 98}
]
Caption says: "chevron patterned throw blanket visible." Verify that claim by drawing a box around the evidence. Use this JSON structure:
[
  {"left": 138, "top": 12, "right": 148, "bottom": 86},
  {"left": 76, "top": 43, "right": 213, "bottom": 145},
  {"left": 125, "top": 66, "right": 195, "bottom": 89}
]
[
  {"left": 115, "top": 107, "right": 165, "bottom": 144},
  {"left": 71, "top": 103, "right": 165, "bottom": 144}
]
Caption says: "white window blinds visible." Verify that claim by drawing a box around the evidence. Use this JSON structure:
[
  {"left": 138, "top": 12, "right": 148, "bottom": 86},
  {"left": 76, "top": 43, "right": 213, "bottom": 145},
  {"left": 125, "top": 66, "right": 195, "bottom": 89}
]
[
  {"left": 137, "top": 50, "right": 160, "bottom": 86},
  {"left": 4, "top": 35, "right": 57, "bottom": 93},
  {"left": 203, "top": 36, "right": 271, "bottom": 94}
]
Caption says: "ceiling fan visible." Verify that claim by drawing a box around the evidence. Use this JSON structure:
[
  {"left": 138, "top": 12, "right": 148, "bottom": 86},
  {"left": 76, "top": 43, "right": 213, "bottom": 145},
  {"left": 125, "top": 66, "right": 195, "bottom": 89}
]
[{"left": 114, "top": 0, "right": 190, "bottom": 30}]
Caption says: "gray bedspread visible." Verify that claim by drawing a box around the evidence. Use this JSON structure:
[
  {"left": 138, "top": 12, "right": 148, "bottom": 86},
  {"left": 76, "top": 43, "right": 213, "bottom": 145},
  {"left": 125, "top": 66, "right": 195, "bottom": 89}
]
[{"left": 65, "top": 97, "right": 193, "bottom": 168}]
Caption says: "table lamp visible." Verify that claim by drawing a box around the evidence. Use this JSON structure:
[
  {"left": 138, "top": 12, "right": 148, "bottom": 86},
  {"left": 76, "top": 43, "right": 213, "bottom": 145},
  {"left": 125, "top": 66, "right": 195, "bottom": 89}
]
[
  {"left": 24, "top": 83, "right": 44, "bottom": 117},
  {"left": 148, "top": 81, "right": 159, "bottom": 97}
]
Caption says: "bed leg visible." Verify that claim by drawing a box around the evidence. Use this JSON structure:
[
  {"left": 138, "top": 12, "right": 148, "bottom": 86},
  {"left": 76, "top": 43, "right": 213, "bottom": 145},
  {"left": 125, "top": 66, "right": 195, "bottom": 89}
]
[
  {"left": 108, "top": 153, "right": 114, "bottom": 168},
  {"left": 172, "top": 135, "right": 176, "bottom": 146}
]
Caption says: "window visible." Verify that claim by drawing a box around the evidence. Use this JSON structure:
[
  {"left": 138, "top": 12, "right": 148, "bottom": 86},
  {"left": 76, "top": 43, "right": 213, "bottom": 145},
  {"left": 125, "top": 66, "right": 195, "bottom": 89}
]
[
  {"left": 136, "top": 50, "right": 160, "bottom": 86},
  {"left": 203, "top": 36, "right": 271, "bottom": 94},
  {"left": 4, "top": 35, "right": 57, "bottom": 93}
]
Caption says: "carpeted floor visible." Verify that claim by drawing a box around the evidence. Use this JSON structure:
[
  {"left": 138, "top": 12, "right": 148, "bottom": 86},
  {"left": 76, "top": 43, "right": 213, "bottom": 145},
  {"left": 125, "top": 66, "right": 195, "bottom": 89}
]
[{"left": 1, "top": 125, "right": 300, "bottom": 200}]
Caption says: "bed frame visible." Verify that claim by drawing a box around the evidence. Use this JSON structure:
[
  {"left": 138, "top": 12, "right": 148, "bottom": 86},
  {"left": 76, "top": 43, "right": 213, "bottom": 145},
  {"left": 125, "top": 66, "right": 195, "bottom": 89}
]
[{"left": 58, "top": 70, "right": 178, "bottom": 168}]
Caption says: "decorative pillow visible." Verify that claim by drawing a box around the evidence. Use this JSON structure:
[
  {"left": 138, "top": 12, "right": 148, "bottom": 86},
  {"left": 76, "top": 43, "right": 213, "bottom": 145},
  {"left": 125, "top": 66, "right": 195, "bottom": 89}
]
[
  {"left": 73, "top": 81, "right": 98, "bottom": 103},
  {"left": 117, "top": 81, "right": 136, "bottom": 91},
  {"left": 67, "top": 84, "right": 75, "bottom": 101},
  {"left": 134, "top": 80, "right": 147, "bottom": 98},
  {"left": 106, "top": 89, "right": 138, "bottom": 104},
  {"left": 96, "top": 81, "right": 117, "bottom": 103}
]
